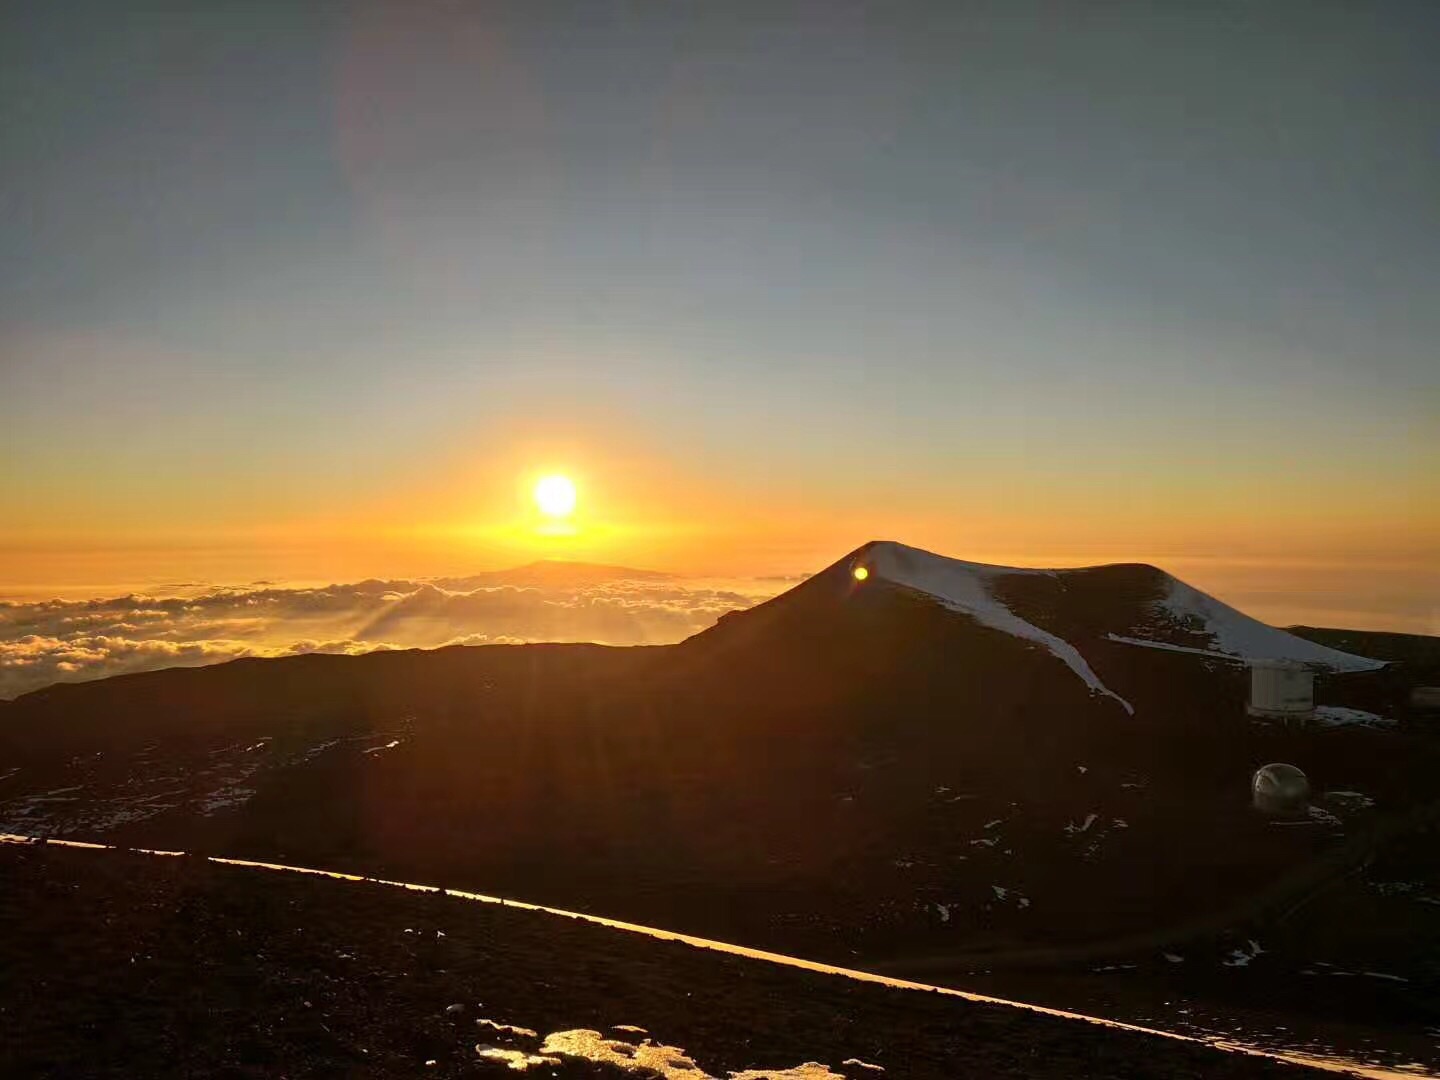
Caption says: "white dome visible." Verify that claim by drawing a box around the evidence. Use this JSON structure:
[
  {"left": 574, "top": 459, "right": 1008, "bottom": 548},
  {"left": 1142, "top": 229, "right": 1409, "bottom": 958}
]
[{"left": 1252, "top": 763, "right": 1310, "bottom": 815}]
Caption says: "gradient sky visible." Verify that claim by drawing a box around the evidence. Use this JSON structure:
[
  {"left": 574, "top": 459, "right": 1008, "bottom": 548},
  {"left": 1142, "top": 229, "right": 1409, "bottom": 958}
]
[{"left": 1, "top": 2, "right": 1436, "bottom": 630}]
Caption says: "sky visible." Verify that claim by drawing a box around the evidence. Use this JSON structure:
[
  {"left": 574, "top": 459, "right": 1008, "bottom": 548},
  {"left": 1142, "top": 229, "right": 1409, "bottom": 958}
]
[{"left": 1, "top": 1, "right": 1436, "bottom": 634}]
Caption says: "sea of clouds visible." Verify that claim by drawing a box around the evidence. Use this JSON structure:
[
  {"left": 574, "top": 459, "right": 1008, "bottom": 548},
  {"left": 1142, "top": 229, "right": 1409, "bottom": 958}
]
[{"left": 0, "top": 574, "right": 779, "bottom": 700}]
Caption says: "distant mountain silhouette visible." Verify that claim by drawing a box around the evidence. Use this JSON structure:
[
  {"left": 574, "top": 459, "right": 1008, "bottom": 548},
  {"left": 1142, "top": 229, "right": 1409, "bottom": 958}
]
[{"left": 433, "top": 559, "right": 676, "bottom": 590}]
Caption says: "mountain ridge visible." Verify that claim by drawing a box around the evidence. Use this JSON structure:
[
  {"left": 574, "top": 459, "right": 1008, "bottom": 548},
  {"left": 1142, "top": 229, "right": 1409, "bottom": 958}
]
[
  {"left": 432, "top": 559, "right": 677, "bottom": 590},
  {"left": 695, "top": 540, "right": 1384, "bottom": 719},
  {"left": 852, "top": 539, "right": 1381, "bottom": 669}
]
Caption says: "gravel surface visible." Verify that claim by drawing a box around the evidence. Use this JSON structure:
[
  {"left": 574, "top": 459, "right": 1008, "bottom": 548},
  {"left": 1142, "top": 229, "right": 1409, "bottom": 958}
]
[{"left": 0, "top": 844, "right": 1313, "bottom": 1079}]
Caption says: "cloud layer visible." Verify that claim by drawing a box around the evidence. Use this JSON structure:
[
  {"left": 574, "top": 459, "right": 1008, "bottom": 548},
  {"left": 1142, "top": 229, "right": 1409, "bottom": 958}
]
[{"left": 0, "top": 573, "right": 773, "bottom": 700}]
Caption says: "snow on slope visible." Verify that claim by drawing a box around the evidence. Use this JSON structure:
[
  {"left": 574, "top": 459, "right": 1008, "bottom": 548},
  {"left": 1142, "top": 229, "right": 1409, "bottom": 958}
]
[
  {"left": 1155, "top": 578, "right": 1385, "bottom": 673},
  {"left": 857, "top": 540, "right": 1384, "bottom": 710},
  {"left": 865, "top": 542, "right": 1136, "bottom": 714}
]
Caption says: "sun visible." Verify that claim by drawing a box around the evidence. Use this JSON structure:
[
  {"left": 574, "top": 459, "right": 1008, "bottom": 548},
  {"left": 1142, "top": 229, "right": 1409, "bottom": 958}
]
[{"left": 534, "top": 474, "right": 577, "bottom": 518}]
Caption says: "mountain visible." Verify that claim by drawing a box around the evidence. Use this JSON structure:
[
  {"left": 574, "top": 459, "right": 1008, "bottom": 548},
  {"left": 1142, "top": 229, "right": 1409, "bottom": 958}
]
[
  {"left": 682, "top": 541, "right": 1393, "bottom": 740},
  {"left": 432, "top": 559, "right": 676, "bottom": 590},
  {"left": 715, "top": 541, "right": 1383, "bottom": 720},
  {"left": 1289, "top": 625, "right": 1440, "bottom": 684},
  {"left": 0, "top": 541, "right": 1434, "bottom": 1026}
]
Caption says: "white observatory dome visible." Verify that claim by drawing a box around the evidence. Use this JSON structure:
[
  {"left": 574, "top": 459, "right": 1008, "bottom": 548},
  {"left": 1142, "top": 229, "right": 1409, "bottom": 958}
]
[{"left": 1252, "top": 763, "right": 1310, "bottom": 816}]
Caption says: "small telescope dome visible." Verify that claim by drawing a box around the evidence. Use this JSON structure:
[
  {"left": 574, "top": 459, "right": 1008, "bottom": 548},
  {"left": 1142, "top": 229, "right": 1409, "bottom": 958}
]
[{"left": 1252, "top": 763, "right": 1310, "bottom": 816}]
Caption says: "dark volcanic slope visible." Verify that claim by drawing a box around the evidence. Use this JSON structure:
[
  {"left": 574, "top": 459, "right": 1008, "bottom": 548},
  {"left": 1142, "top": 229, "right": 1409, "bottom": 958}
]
[
  {"left": 0, "top": 842, "right": 1309, "bottom": 1079},
  {"left": 0, "top": 545, "right": 1435, "bottom": 971},
  {"left": 1291, "top": 626, "right": 1440, "bottom": 688}
]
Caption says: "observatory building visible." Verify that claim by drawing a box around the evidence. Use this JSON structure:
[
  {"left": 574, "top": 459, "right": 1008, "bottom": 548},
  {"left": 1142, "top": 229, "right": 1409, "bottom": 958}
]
[
  {"left": 1252, "top": 763, "right": 1311, "bottom": 816},
  {"left": 1246, "top": 659, "right": 1315, "bottom": 722}
]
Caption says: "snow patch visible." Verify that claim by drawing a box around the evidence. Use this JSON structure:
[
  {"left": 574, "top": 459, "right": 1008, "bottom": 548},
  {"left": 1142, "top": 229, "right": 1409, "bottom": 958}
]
[
  {"left": 291, "top": 738, "right": 341, "bottom": 765},
  {"left": 539, "top": 1029, "right": 710, "bottom": 1077},
  {"left": 473, "top": 1021, "right": 872, "bottom": 1079},
  {"left": 989, "top": 885, "right": 1029, "bottom": 909},
  {"left": 476, "top": 1046, "right": 559, "bottom": 1070},
  {"left": 477, "top": 1019, "right": 539, "bottom": 1038},
  {"left": 1156, "top": 580, "right": 1385, "bottom": 673},
  {"left": 864, "top": 542, "right": 1134, "bottom": 714},
  {"left": 1106, "top": 634, "right": 1236, "bottom": 660},
  {"left": 1222, "top": 940, "right": 1265, "bottom": 968},
  {"left": 1313, "top": 706, "right": 1394, "bottom": 729},
  {"left": 1325, "top": 790, "right": 1375, "bottom": 810}
]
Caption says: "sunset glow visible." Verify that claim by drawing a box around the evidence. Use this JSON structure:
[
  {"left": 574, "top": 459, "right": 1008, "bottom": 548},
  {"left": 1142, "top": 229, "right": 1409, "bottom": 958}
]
[
  {"left": 0, "top": 3, "right": 1433, "bottom": 640},
  {"left": 534, "top": 475, "right": 578, "bottom": 519},
  {"left": 4, "top": 11, "right": 1437, "bottom": 1074}
]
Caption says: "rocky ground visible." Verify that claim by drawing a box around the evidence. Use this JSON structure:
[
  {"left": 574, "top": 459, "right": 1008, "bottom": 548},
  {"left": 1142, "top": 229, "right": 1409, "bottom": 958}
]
[
  {"left": 0, "top": 842, "right": 1312, "bottom": 1080},
  {"left": 2, "top": 576, "right": 1436, "bottom": 1077}
]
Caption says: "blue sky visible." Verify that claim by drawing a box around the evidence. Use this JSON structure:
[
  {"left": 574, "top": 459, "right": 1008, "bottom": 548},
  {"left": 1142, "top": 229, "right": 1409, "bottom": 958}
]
[{"left": 0, "top": 2, "right": 1435, "bottom": 622}]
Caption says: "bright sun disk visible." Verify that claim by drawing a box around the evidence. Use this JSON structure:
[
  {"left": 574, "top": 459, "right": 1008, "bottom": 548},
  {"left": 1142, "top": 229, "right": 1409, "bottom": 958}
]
[{"left": 534, "top": 475, "right": 577, "bottom": 518}]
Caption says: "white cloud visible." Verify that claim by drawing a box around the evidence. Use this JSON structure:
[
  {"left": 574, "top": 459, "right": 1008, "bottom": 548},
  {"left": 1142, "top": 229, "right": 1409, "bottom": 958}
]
[{"left": 0, "top": 572, "right": 775, "bottom": 699}]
